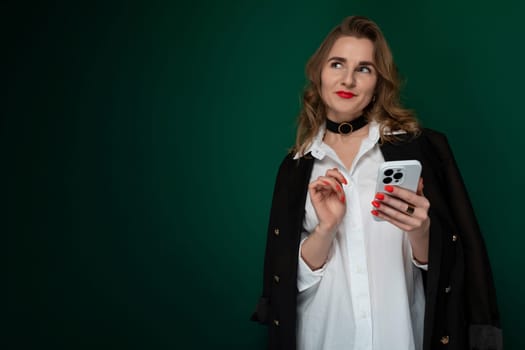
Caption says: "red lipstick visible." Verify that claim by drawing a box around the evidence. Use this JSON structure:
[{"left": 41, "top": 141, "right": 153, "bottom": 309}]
[{"left": 336, "top": 91, "right": 355, "bottom": 99}]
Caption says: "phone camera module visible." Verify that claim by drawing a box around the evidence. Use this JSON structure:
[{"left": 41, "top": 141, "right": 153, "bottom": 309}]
[
  {"left": 382, "top": 177, "right": 392, "bottom": 184},
  {"left": 393, "top": 172, "right": 403, "bottom": 180},
  {"left": 384, "top": 169, "right": 394, "bottom": 176}
]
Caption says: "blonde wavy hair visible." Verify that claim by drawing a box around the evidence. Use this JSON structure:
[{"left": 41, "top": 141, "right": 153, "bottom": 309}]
[{"left": 294, "top": 16, "right": 420, "bottom": 155}]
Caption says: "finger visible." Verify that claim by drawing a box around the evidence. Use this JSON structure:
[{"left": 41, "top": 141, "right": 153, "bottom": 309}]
[
  {"left": 317, "top": 176, "right": 345, "bottom": 195},
  {"left": 383, "top": 185, "right": 429, "bottom": 210},
  {"left": 372, "top": 196, "right": 430, "bottom": 230},
  {"left": 372, "top": 204, "right": 430, "bottom": 234},
  {"left": 375, "top": 192, "right": 428, "bottom": 218},
  {"left": 308, "top": 179, "right": 331, "bottom": 194},
  {"left": 372, "top": 199, "right": 416, "bottom": 222},
  {"left": 416, "top": 177, "right": 424, "bottom": 196},
  {"left": 375, "top": 193, "right": 429, "bottom": 212},
  {"left": 325, "top": 168, "right": 348, "bottom": 186},
  {"left": 371, "top": 209, "right": 415, "bottom": 232},
  {"left": 309, "top": 177, "right": 345, "bottom": 202},
  {"left": 372, "top": 198, "right": 425, "bottom": 226}
]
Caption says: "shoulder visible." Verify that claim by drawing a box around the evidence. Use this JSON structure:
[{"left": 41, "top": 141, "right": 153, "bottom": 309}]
[
  {"left": 392, "top": 128, "right": 453, "bottom": 155},
  {"left": 419, "top": 128, "right": 448, "bottom": 143},
  {"left": 274, "top": 152, "right": 297, "bottom": 177},
  {"left": 381, "top": 127, "right": 456, "bottom": 166},
  {"left": 270, "top": 153, "right": 302, "bottom": 190},
  {"left": 417, "top": 128, "right": 455, "bottom": 161},
  {"left": 276, "top": 152, "right": 314, "bottom": 175},
  {"left": 382, "top": 126, "right": 448, "bottom": 145},
  {"left": 391, "top": 128, "right": 448, "bottom": 144},
  {"left": 271, "top": 152, "right": 315, "bottom": 198}
]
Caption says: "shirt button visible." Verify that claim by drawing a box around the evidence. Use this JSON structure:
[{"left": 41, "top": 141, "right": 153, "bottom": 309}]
[
  {"left": 273, "top": 319, "right": 280, "bottom": 327},
  {"left": 445, "top": 286, "right": 452, "bottom": 293},
  {"left": 452, "top": 234, "right": 458, "bottom": 242},
  {"left": 274, "top": 228, "right": 280, "bottom": 236},
  {"left": 273, "top": 275, "right": 280, "bottom": 283},
  {"left": 440, "top": 335, "right": 449, "bottom": 345}
]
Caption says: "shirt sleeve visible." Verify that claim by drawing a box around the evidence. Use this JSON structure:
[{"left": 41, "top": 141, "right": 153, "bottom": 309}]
[
  {"left": 411, "top": 258, "right": 428, "bottom": 271},
  {"left": 297, "top": 235, "right": 327, "bottom": 292},
  {"left": 406, "top": 234, "right": 429, "bottom": 271}
]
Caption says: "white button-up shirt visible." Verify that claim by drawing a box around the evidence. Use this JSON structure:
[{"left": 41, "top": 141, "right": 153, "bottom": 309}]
[{"left": 296, "top": 122, "right": 426, "bottom": 350}]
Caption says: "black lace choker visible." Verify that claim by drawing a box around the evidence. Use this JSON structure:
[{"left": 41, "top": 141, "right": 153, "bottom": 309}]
[{"left": 325, "top": 115, "right": 368, "bottom": 134}]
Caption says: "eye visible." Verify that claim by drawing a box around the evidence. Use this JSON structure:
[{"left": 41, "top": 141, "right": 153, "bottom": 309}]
[
  {"left": 330, "top": 61, "right": 343, "bottom": 69},
  {"left": 357, "top": 66, "right": 372, "bottom": 73}
]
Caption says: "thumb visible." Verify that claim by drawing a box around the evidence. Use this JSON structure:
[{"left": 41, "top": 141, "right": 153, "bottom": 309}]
[{"left": 416, "top": 177, "right": 424, "bottom": 196}]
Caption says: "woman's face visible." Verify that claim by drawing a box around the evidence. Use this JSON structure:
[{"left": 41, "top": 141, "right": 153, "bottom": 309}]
[{"left": 320, "top": 36, "right": 378, "bottom": 122}]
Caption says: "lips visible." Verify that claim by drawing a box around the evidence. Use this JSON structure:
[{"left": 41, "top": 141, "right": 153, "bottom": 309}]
[{"left": 336, "top": 91, "right": 355, "bottom": 99}]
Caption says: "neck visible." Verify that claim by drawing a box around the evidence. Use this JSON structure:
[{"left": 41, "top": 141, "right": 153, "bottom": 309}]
[
  {"left": 325, "top": 115, "right": 368, "bottom": 135},
  {"left": 325, "top": 123, "right": 369, "bottom": 143}
]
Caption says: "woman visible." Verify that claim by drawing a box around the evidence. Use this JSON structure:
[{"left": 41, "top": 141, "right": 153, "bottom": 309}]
[{"left": 252, "top": 16, "right": 501, "bottom": 350}]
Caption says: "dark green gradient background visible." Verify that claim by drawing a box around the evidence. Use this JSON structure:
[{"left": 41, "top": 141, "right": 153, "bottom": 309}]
[{"left": 5, "top": 0, "right": 523, "bottom": 349}]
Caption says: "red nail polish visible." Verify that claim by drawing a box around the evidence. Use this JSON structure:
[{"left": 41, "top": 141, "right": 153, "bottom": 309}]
[
  {"left": 336, "top": 184, "right": 342, "bottom": 192},
  {"left": 341, "top": 195, "right": 346, "bottom": 203},
  {"left": 371, "top": 210, "right": 379, "bottom": 216},
  {"left": 321, "top": 180, "right": 330, "bottom": 186},
  {"left": 342, "top": 177, "right": 348, "bottom": 185},
  {"left": 385, "top": 185, "right": 394, "bottom": 193},
  {"left": 371, "top": 201, "right": 380, "bottom": 208},
  {"left": 375, "top": 193, "right": 384, "bottom": 200}
]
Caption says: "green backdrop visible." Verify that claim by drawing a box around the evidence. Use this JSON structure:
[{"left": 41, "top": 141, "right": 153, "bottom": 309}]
[{"left": 5, "top": 0, "right": 524, "bottom": 348}]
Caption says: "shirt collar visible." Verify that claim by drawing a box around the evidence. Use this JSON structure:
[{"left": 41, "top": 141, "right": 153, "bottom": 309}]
[{"left": 294, "top": 121, "right": 381, "bottom": 160}]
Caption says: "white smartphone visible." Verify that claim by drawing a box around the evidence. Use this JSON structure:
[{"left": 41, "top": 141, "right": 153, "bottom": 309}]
[{"left": 373, "top": 160, "right": 422, "bottom": 221}]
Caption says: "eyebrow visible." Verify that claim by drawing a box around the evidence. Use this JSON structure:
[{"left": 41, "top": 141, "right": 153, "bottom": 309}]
[{"left": 328, "top": 57, "right": 376, "bottom": 67}]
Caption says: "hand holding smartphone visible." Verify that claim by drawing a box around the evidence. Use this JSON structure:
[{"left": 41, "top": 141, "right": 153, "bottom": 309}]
[{"left": 373, "top": 160, "right": 422, "bottom": 221}]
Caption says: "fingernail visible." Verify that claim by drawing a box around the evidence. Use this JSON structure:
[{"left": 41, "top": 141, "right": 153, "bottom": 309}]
[
  {"left": 321, "top": 180, "right": 330, "bottom": 186},
  {"left": 371, "top": 210, "right": 379, "bottom": 216},
  {"left": 385, "top": 185, "right": 394, "bottom": 193},
  {"left": 336, "top": 184, "right": 342, "bottom": 192},
  {"left": 375, "top": 193, "right": 384, "bottom": 200},
  {"left": 371, "top": 201, "right": 380, "bottom": 208},
  {"left": 342, "top": 177, "right": 348, "bottom": 185},
  {"left": 341, "top": 195, "right": 346, "bottom": 203}
]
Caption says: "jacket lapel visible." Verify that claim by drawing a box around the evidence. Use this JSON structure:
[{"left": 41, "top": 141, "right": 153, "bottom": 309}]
[{"left": 289, "top": 154, "right": 315, "bottom": 241}]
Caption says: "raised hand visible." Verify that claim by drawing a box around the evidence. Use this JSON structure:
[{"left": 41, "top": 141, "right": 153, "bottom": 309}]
[{"left": 308, "top": 168, "right": 348, "bottom": 236}]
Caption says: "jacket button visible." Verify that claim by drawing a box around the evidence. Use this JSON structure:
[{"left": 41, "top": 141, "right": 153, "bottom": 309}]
[
  {"left": 273, "top": 275, "right": 280, "bottom": 283},
  {"left": 274, "top": 228, "right": 280, "bottom": 236},
  {"left": 440, "top": 335, "right": 449, "bottom": 345},
  {"left": 445, "top": 286, "right": 452, "bottom": 293},
  {"left": 273, "top": 319, "right": 280, "bottom": 327},
  {"left": 452, "top": 234, "right": 457, "bottom": 242}
]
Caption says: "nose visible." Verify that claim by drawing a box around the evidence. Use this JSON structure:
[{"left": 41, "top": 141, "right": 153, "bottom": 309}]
[{"left": 341, "top": 69, "right": 356, "bottom": 88}]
